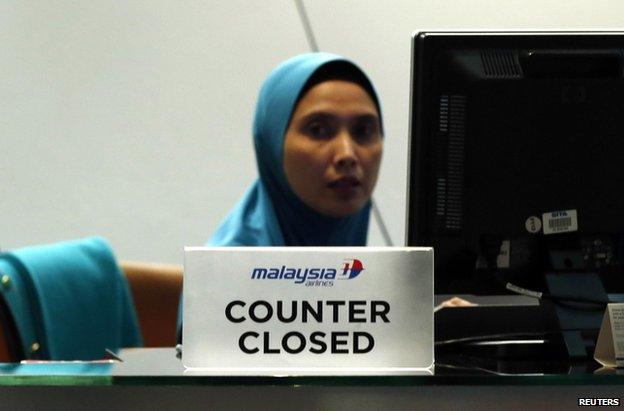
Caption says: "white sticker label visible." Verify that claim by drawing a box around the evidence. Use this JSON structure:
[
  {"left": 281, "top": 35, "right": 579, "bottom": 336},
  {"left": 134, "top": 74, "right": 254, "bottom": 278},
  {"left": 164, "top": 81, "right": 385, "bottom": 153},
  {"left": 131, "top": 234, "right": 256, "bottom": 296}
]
[
  {"left": 525, "top": 216, "right": 542, "bottom": 234},
  {"left": 609, "top": 304, "right": 624, "bottom": 364},
  {"left": 542, "top": 209, "right": 578, "bottom": 235},
  {"left": 496, "top": 240, "right": 510, "bottom": 268}
]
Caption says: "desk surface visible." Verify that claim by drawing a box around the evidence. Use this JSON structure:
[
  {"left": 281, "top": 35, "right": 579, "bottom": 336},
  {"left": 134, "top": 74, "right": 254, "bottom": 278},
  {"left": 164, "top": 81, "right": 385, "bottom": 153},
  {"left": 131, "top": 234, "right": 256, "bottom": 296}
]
[
  {"left": 1, "top": 349, "right": 623, "bottom": 410},
  {"left": 0, "top": 347, "right": 622, "bottom": 385}
]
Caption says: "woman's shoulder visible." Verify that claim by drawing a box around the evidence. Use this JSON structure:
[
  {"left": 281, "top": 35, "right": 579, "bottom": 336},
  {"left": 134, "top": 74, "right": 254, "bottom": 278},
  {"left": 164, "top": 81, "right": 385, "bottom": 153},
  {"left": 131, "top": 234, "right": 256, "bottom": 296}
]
[{"left": 207, "top": 181, "right": 284, "bottom": 247}]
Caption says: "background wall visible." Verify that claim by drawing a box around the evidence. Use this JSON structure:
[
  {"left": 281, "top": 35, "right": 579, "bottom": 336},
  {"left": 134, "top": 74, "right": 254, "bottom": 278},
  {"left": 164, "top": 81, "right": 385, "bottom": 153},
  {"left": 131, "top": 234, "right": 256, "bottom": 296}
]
[{"left": 1, "top": 0, "right": 623, "bottom": 263}]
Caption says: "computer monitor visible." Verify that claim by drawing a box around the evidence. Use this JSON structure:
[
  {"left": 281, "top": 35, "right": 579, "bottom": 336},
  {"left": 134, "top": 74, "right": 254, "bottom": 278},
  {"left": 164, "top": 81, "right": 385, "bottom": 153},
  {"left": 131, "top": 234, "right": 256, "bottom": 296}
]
[{"left": 407, "top": 32, "right": 624, "bottom": 296}]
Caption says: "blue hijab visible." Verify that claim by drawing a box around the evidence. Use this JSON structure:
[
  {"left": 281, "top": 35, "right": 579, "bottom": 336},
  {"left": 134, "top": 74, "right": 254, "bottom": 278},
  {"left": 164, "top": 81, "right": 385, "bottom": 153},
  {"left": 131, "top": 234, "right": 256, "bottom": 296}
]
[{"left": 208, "top": 53, "right": 382, "bottom": 246}]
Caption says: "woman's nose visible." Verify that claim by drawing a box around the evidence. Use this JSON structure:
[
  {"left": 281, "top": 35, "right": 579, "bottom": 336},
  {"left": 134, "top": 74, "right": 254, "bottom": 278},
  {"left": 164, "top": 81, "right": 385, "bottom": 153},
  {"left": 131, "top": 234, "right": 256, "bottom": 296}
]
[{"left": 333, "top": 131, "right": 357, "bottom": 170}]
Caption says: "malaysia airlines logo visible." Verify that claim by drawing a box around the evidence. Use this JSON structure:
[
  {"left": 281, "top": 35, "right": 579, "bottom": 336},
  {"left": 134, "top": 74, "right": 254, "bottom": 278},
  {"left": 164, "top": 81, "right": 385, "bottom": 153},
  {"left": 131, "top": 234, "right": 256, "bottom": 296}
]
[
  {"left": 250, "top": 259, "right": 365, "bottom": 287},
  {"left": 340, "top": 259, "right": 364, "bottom": 279}
]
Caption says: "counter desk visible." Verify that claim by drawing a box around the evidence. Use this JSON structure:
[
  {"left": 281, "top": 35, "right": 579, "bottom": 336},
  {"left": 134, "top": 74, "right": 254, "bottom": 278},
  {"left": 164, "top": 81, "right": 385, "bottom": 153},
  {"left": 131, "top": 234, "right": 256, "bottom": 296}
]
[{"left": 0, "top": 347, "right": 622, "bottom": 410}]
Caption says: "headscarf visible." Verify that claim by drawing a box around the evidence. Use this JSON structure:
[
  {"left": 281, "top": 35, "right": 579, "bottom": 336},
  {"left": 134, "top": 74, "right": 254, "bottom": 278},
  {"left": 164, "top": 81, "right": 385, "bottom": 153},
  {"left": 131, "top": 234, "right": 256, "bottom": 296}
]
[{"left": 208, "top": 52, "right": 382, "bottom": 246}]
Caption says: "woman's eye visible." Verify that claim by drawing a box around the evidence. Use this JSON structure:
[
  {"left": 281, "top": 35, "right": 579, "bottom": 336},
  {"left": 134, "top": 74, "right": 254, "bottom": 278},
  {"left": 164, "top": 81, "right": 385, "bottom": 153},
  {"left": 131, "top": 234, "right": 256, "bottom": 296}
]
[
  {"left": 352, "top": 122, "right": 379, "bottom": 142},
  {"left": 305, "top": 122, "right": 332, "bottom": 139}
]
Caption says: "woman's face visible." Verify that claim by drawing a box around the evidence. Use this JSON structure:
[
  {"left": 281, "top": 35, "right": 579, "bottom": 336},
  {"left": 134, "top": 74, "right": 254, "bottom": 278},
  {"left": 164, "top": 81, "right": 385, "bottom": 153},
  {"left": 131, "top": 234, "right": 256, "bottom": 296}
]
[{"left": 283, "top": 80, "right": 383, "bottom": 218}]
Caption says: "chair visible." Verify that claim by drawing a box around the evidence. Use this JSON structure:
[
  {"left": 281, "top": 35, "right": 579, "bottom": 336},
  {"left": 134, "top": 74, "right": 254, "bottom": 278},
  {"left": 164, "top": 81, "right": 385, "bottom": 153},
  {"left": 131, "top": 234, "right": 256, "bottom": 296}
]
[
  {"left": 121, "top": 261, "right": 182, "bottom": 347},
  {"left": 0, "top": 237, "right": 142, "bottom": 361}
]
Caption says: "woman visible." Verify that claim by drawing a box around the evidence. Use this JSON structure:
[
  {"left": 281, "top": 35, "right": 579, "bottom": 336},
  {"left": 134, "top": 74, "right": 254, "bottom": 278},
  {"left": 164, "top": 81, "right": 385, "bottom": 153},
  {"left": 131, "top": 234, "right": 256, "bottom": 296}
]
[
  {"left": 204, "top": 53, "right": 473, "bottom": 310},
  {"left": 208, "top": 52, "right": 383, "bottom": 246}
]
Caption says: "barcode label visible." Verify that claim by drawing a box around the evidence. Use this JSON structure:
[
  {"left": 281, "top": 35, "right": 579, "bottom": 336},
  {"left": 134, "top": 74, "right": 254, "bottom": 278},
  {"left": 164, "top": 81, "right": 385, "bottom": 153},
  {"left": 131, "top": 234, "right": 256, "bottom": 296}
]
[
  {"left": 542, "top": 210, "right": 578, "bottom": 235},
  {"left": 548, "top": 217, "right": 571, "bottom": 230}
]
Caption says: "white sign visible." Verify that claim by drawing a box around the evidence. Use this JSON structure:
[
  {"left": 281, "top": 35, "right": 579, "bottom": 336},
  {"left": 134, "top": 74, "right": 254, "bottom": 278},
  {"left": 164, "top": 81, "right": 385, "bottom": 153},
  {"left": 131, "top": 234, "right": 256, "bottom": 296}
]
[
  {"left": 595, "top": 303, "right": 624, "bottom": 368},
  {"left": 182, "top": 247, "right": 433, "bottom": 375}
]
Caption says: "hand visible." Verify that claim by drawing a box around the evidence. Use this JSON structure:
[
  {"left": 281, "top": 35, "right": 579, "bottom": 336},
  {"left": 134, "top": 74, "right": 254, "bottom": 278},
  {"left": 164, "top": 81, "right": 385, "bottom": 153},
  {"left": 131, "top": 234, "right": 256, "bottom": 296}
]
[
  {"left": 440, "top": 297, "right": 476, "bottom": 307},
  {"left": 434, "top": 297, "right": 477, "bottom": 313}
]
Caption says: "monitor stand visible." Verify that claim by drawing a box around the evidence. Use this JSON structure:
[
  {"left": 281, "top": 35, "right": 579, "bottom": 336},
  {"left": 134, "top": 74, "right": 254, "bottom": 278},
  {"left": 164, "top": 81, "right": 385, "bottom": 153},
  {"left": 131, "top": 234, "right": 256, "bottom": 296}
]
[{"left": 545, "top": 272, "right": 608, "bottom": 359}]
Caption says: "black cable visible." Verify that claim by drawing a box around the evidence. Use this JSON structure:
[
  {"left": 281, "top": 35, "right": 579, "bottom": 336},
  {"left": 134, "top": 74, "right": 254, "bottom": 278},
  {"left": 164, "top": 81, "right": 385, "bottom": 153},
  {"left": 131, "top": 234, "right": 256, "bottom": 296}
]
[
  {"left": 435, "top": 362, "right": 555, "bottom": 376},
  {"left": 436, "top": 331, "right": 554, "bottom": 347},
  {"left": 371, "top": 199, "right": 394, "bottom": 246},
  {"left": 506, "top": 282, "right": 609, "bottom": 309}
]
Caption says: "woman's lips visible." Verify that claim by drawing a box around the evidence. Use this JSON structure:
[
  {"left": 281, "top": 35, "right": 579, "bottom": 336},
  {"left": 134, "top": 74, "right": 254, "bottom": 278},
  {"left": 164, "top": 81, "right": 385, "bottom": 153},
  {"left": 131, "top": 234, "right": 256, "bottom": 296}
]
[
  {"left": 327, "top": 176, "right": 361, "bottom": 199},
  {"left": 328, "top": 176, "right": 361, "bottom": 188}
]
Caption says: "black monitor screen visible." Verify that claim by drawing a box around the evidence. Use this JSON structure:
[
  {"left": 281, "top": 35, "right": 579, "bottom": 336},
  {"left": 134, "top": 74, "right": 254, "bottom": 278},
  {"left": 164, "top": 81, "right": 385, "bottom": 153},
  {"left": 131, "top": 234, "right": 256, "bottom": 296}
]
[{"left": 407, "top": 32, "right": 624, "bottom": 294}]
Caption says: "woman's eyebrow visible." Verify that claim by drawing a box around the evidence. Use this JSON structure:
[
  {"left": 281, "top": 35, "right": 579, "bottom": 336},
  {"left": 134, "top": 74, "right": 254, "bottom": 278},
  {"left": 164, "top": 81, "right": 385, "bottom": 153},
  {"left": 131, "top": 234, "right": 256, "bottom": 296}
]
[
  {"left": 297, "top": 111, "right": 336, "bottom": 123},
  {"left": 298, "top": 111, "right": 378, "bottom": 123},
  {"left": 352, "top": 113, "right": 380, "bottom": 122}
]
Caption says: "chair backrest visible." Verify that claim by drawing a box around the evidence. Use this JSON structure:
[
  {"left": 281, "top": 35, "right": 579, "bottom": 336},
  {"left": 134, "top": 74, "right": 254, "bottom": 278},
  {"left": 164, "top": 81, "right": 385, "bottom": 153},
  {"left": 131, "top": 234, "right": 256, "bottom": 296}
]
[{"left": 121, "top": 261, "right": 182, "bottom": 347}]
